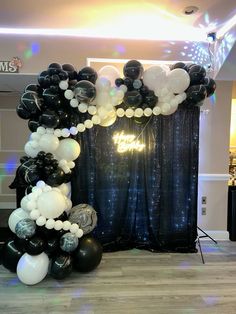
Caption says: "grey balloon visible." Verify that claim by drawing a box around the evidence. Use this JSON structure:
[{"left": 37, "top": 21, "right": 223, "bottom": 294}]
[
  {"left": 15, "top": 218, "right": 36, "bottom": 239},
  {"left": 60, "top": 232, "right": 79, "bottom": 253},
  {"left": 69, "top": 204, "right": 97, "bottom": 235}
]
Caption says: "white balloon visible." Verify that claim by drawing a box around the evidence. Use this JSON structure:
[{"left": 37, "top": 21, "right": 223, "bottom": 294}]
[
  {"left": 20, "top": 195, "right": 30, "bottom": 211},
  {"left": 24, "top": 141, "right": 40, "bottom": 158},
  {"left": 17, "top": 253, "right": 49, "bottom": 285},
  {"left": 98, "top": 65, "right": 120, "bottom": 86},
  {"left": 37, "top": 190, "right": 67, "bottom": 219},
  {"left": 8, "top": 208, "right": 30, "bottom": 233},
  {"left": 95, "top": 77, "right": 111, "bottom": 91},
  {"left": 39, "top": 134, "right": 59, "bottom": 153},
  {"left": 55, "top": 138, "right": 81, "bottom": 161},
  {"left": 143, "top": 65, "right": 168, "bottom": 91},
  {"left": 58, "top": 182, "right": 71, "bottom": 197},
  {"left": 167, "top": 68, "right": 190, "bottom": 94}
]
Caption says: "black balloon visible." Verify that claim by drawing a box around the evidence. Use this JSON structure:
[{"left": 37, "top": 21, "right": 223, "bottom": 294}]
[
  {"left": 123, "top": 60, "right": 144, "bottom": 80},
  {"left": 204, "top": 77, "right": 216, "bottom": 97},
  {"left": 123, "top": 90, "right": 142, "bottom": 108},
  {"left": 73, "top": 236, "right": 102, "bottom": 272},
  {"left": 115, "top": 78, "right": 124, "bottom": 87},
  {"left": 123, "top": 77, "right": 133, "bottom": 91},
  {"left": 189, "top": 65, "right": 206, "bottom": 85},
  {"left": 48, "top": 63, "right": 62, "bottom": 75},
  {"left": 16, "top": 103, "right": 31, "bottom": 120},
  {"left": 43, "top": 89, "right": 60, "bottom": 108},
  {"left": 38, "top": 71, "right": 51, "bottom": 88},
  {"left": 144, "top": 90, "right": 158, "bottom": 108},
  {"left": 46, "top": 168, "right": 65, "bottom": 186},
  {"left": 186, "top": 85, "right": 207, "bottom": 105},
  {"left": 139, "top": 85, "right": 149, "bottom": 96},
  {"left": 2, "top": 239, "right": 24, "bottom": 272},
  {"left": 74, "top": 80, "right": 96, "bottom": 103},
  {"left": 39, "top": 110, "right": 60, "bottom": 128},
  {"left": 19, "top": 159, "right": 41, "bottom": 185},
  {"left": 18, "top": 92, "right": 41, "bottom": 118},
  {"left": 28, "top": 119, "right": 40, "bottom": 132},
  {"left": 45, "top": 236, "right": 60, "bottom": 257},
  {"left": 62, "top": 64, "right": 77, "bottom": 80},
  {"left": 49, "top": 254, "right": 73, "bottom": 279},
  {"left": 170, "top": 62, "right": 188, "bottom": 71},
  {"left": 25, "top": 235, "right": 46, "bottom": 255},
  {"left": 77, "top": 67, "right": 98, "bottom": 84},
  {"left": 24, "top": 84, "right": 42, "bottom": 94}
]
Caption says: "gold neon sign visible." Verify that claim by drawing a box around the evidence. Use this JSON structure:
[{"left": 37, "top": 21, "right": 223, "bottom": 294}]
[{"left": 113, "top": 131, "right": 145, "bottom": 153}]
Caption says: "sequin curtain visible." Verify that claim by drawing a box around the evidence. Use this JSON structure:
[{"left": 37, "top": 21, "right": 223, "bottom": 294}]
[{"left": 71, "top": 105, "right": 199, "bottom": 252}]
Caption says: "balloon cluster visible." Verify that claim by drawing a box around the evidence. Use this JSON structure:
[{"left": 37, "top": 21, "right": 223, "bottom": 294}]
[{"left": 5, "top": 60, "right": 216, "bottom": 285}]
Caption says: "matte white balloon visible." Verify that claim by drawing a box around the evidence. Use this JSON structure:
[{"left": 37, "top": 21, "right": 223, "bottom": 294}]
[
  {"left": 37, "top": 190, "right": 67, "bottom": 219},
  {"left": 17, "top": 253, "right": 49, "bottom": 285},
  {"left": 8, "top": 208, "right": 30, "bottom": 233},
  {"left": 39, "top": 134, "right": 59, "bottom": 152},
  {"left": 24, "top": 141, "right": 40, "bottom": 158},
  {"left": 167, "top": 69, "right": 190, "bottom": 94},
  {"left": 58, "top": 182, "right": 71, "bottom": 197},
  {"left": 143, "top": 66, "right": 168, "bottom": 91},
  {"left": 55, "top": 138, "right": 81, "bottom": 161},
  {"left": 99, "top": 110, "right": 117, "bottom": 127}
]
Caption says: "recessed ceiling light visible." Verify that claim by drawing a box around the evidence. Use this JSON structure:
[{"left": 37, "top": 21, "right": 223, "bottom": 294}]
[{"left": 183, "top": 6, "right": 199, "bottom": 15}]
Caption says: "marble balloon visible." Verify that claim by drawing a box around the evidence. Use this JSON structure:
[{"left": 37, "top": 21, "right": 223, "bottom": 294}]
[
  {"left": 69, "top": 204, "right": 97, "bottom": 235},
  {"left": 60, "top": 232, "right": 79, "bottom": 252},
  {"left": 15, "top": 218, "right": 36, "bottom": 239}
]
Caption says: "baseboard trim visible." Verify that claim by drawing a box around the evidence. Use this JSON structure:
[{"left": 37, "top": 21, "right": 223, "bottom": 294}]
[{"left": 198, "top": 229, "right": 229, "bottom": 240}]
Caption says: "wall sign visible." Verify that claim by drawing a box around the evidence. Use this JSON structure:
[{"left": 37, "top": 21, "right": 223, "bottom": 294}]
[
  {"left": 113, "top": 131, "right": 145, "bottom": 153},
  {"left": 0, "top": 57, "right": 22, "bottom": 73}
]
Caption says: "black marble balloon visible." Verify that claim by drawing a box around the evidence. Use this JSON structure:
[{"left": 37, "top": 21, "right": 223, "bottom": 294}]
[
  {"left": 186, "top": 85, "right": 207, "bottom": 105},
  {"left": 39, "top": 110, "right": 60, "bottom": 128},
  {"left": 123, "top": 60, "right": 144, "bottom": 80},
  {"left": 74, "top": 80, "right": 96, "bottom": 103},
  {"left": 28, "top": 118, "right": 41, "bottom": 132},
  {"left": 77, "top": 67, "right": 98, "bottom": 84},
  {"left": 19, "top": 92, "right": 41, "bottom": 118},
  {"left": 15, "top": 218, "right": 36, "bottom": 239},
  {"left": 203, "top": 77, "right": 216, "bottom": 97},
  {"left": 189, "top": 65, "right": 206, "bottom": 85},
  {"left": 69, "top": 204, "right": 97, "bottom": 235},
  {"left": 60, "top": 232, "right": 78, "bottom": 253},
  {"left": 49, "top": 254, "right": 73, "bottom": 279}
]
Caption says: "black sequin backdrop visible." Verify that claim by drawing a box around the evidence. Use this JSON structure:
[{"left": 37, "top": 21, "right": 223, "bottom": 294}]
[{"left": 71, "top": 105, "right": 199, "bottom": 252}]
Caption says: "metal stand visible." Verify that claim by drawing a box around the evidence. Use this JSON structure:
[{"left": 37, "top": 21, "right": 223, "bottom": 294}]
[{"left": 197, "top": 226, "right": 218, "bottom": 264}]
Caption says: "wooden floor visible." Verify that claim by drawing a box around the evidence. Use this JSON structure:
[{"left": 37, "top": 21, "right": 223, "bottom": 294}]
[{"left": 1, "top": 241, "right": 236, "bottom": 314}]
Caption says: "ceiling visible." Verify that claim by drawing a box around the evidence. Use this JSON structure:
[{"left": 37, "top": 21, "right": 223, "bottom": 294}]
[{"left": 0, "top": 0, "right": 235, "bottom": 34}]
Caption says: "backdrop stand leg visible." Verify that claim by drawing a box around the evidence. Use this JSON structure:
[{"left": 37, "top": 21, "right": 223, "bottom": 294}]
[{"left": 197, "top": 226, "right": 218, "bottom": 264}]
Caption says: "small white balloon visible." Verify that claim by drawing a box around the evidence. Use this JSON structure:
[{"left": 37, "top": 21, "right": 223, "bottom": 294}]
[
  {"left": 68, "top": 161, "right": 75, "bottom": 168},
  {"left": 54, "top": 220, "right": 63, "bottom": 230},
  {"left": 20, "top": 195, "right": 30, "bottom": 211},
  {"left": 144, "top": 108, "right": 153, "bottom": 117},
  {"left": 70, "top": 223, "right": 79, "bottom": 234},
  {"left": 30, "top": 132, "right": 40, "bottom": 141},
  {"left": 125, "top": 108, "right": 134, "bottom": 118},
  {"left": 61, "top": 128, "right": 70, "bottom": 138},
  {"left": 45, "top": 218, "right": 55, "bottom": 229},
  {"left": 8, "top": 208, "right": 30, "bottom": 233},
  {"left": 54, "top": 129, "right": 62, "bottom": 137},
  {"left": 153, "top": 106, "right": 161, "bottom": 115},
  {"left": 17, "top": 253, "right": 49, "bottom": 285},
  {"left": 63, "top": 220, "right": 71, "bottom": 231},
  {"left": 37, "top": 126, "right": 46, "bottom": 135},
  {"left": 77, "top": 123, "right": 86, "bottom": 133},
  {"left": 46, "top": 128, "right": 54, "bottom": 134},
  {"left": 59, "top": 80, "right": 69, "bottom": 90},
  {"left": 119, "top": 84, "right": 128, "bottom": 93},
  {"left": 69, "top": 126, "right": 78, "bottom": 135},
  {"left": 64, "top": 89, "right": 74, "bottom": 100},
  {"left": 116, "top": 108, "right": 125, "bottom": 117},
  {"left": 30, "top": 210, "right": 41, "bottom": 220},
  {"left": 36, "top": 216, "right": 46, "bottom": 226},
  {"left": 88, "top": 105, "right": 97, "bottom": 115},
  {"left": 78, "top": 102, "right": 88, "bottom": 113},
  {"left": 91, "top": 115, "right": 101, "bottom": 125},
  {"left": 70, "top": 98, "right": 79, "bottom": 108},
  {"left": 36, "top": 180, "right": 46, "bottom": 188},
  {"left": 134, "top": 108, "right": 144, "bottom": 117},
  {"left": 24, "top": 141, "right": 40, "bottom": 158},
  {"left": 76, "top": 229, "right": 84, "bottom": 238},
  {"left": 84, "top": 119, "right": 93, "bottom": 129}
]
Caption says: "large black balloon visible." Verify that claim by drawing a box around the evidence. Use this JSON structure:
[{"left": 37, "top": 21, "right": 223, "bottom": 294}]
[
  {"left": 25, "top": 235, "right": 46, "bottom": 255},
  {"left": 38, "top": 70, "right": 51, "bottom": 88},
  {"left": 46, "top": 168, "right": 65, "bottom": 186},
  {"left": 62, "top": 64, "right": 77, "bottom": 80},
  {"left": 2, "top": 239, "right": 24, "bottom": 272},
  {"left": 39, "top": 110, "right": 60, "bottom": 128},
  {"left": 49, "top": 254, "right": 73, "bottom": 279},
  {"left": 123, "top": 60, "right": 144, "bottom": 80},
  {"left": 16, "top": 103, "right": 32, "bottom": 120},
  {"left": 19, "top": 159, "right": 41, "bottom": 185},
  {"left": 74, "top": 80, "right": 96, "bottom": 103},
  {"left": 123, "top": 90, "right": 142, "bottom": 108},
  {"left": 48, "top": 63, "right": 61, "bottom": 75},
  {"left": 204, "top": 77, "right": 216, "bottom": 97},
  {"left": 186, "top": 85, "right": 207, "bottom": 105},
  {"left": 24, "top": 84, "right": 42, "bottom": 95},
  {"left": 188, "top": 65, "right": 206, "bottom": 85},
  {"left": 43, "top": 89, "right": 60, "bottom": 108},
  {"left": 77, "top": 67, "right": 98, "bottom": 84},
  {"left": 73, "top": 236, "right": 102, "bottom": 272}
]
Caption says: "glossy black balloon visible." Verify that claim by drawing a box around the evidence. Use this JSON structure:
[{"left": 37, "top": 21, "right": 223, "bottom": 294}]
[
  {"left": 123, "top": 60, "right": 144, "bottom": 80},
  {"left": 58, "top": 70, "right": 68, "bottom": 81},
  {"left": 144, "top": 90, "right": 158, "bottom": 108},
  {"left": 25, "top": 235, "right": 46, "bottom": 255},
  {"left": 45, "top": 169, "right": 65, "bottom": 187},
  {"left": 115, "top": 78, "right": 124, "bottom": 87},
  {"left": 189, "top": 65, "right": 206, "bottom": 85},
  {"left": 57, "top": 211, "right": 68, "bottom": 222},
  {"left": 62, "top": 64, "right": 77, "bottom": 80},
  {"left": 186, "top": 85, "right": 207, "bottom": 105},
  {"left": 123, "top": 90, "right": 142, "bottom": 108},
  {"left": 43, "top": 89, "right": 60, "bottom": 108},
  {"left": 73, "top": 236, "right": 103, "bottom": 272},
  {"left": 19, "top": 159, "right": 41, "bottom": 185},
  {"left": 50, "top": 254, "right": 73, "bottom": 279},
  {"left": 16, "top": 103, "right": 31, "bottom": 120},
  {"left": 38, "top": 71, "right": 51, "bottom": 88},
  {"left": 77, "top": 67, "right": 98, "bottom": 84},
  {"left": 24, "top": 84, "right": 42, "bottom": 94},
  {"left": 45, "top": 236, "right": 60, "bottom": 257},
  {"left": 37, "top": 151, "right": 46, "bottom": 160},
  {"left": 39, "top": 110, "right": 60, "bottom": 128},
  {"left": 123, "top": 77, "right": 133, "bottom": 91},
  {"left": 2, "top": 239, "right": 24, "bottom": 272},
  {"left": 170, "top": 62, "right": 188, "bottom": 71},
  {"left": 139, "top": 85, "right": 149, "bottom": 96},
  {"left": 48, "top": 63, "right": 62, "bottom": 75},
  {"left": 28, "top": 119, "right": 40, "bottom": 132},
  {"left": 203, "top": 77, "right": 216, "bottom": 97}
]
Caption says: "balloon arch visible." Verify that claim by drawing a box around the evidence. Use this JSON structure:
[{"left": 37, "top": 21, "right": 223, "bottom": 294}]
[{"left": 2, "top": 60, "right": 216, "bottom": 285}]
